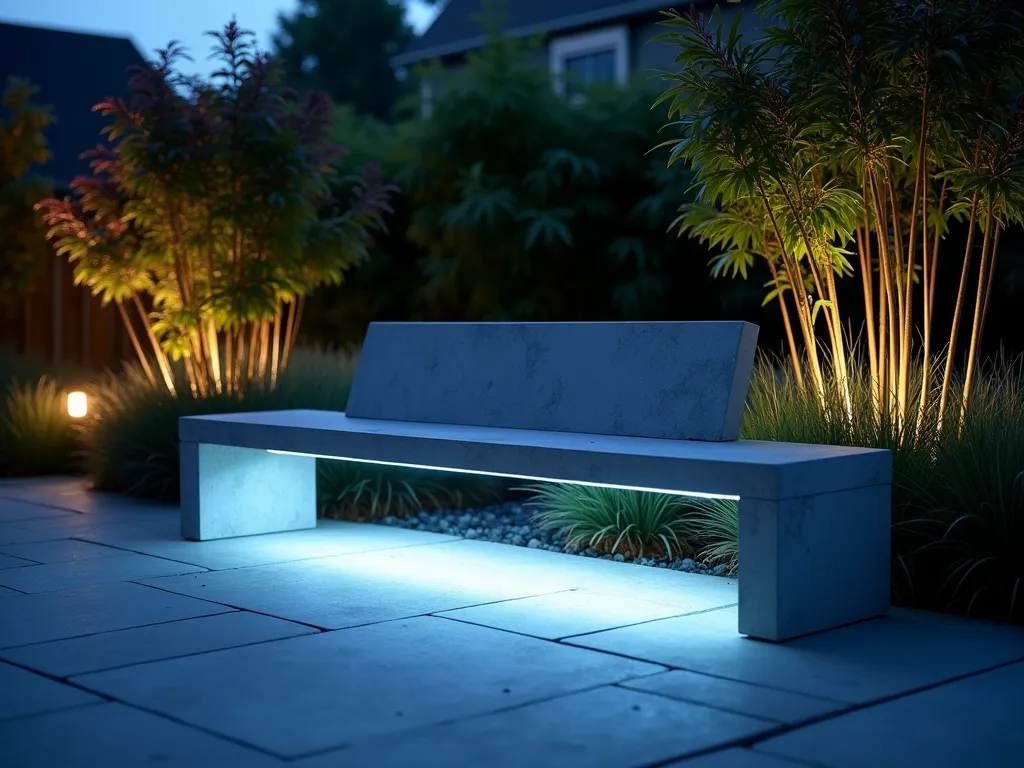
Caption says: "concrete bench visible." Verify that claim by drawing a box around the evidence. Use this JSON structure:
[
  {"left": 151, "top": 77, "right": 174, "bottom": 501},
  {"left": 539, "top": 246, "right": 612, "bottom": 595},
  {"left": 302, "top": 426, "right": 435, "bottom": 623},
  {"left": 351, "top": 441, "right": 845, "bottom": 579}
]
[{"left": 178, "top": 321, "right": 892, "bottom": 642}]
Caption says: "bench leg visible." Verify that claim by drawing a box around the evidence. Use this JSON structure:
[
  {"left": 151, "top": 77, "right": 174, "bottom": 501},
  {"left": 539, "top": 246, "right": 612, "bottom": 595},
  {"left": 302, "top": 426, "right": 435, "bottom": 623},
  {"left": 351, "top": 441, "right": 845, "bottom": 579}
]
[
  {"left": 180, "top": 442, "right": 317, "bottom": 541},
  {"left": 737, "top": 485, "right": 891, "bottom": 641}
]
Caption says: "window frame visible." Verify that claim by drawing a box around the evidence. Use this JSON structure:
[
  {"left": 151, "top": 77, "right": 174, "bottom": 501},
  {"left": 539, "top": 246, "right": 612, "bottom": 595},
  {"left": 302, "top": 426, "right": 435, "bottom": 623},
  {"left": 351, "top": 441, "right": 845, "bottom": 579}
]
[{"left": 549, "top": 25, "right": 630, "bottom": 97}]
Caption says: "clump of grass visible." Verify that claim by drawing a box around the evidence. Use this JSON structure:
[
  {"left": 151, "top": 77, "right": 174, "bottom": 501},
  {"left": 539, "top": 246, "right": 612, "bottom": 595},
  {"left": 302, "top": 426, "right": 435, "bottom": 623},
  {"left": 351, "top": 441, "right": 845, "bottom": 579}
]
[
  {"left": 81, "top": 348, "right": 360, "bottom": 500},
  {"left": 0, "top": 349, "right": 89, "bottom": 477},
  {"left": 685, "top": 498, "right": 739, "bottom": 574},
  {"left": 0, "top": 376, "right": 78, "bottom": 476},
  {"left": 522, "top": 483, "right": 698, "bottom": 559},
  {"left": 897, "top": 364, "right": 1024, "bottom": 622},
  {"left": 745, "top": 352, "right": 1024, "bottom": 624},
  {"left": 318, "top": 462, "right": 504, "bottom": 521},
  {"left": 81, "top": 347, "right": 507, "bottom": 515}
]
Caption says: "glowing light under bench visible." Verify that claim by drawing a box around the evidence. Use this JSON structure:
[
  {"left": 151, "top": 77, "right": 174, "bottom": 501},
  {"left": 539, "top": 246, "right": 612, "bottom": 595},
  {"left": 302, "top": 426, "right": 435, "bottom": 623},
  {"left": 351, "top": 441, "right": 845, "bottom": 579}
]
[{"left": 267, "top": 448, "right": 741, "bottom": 502}]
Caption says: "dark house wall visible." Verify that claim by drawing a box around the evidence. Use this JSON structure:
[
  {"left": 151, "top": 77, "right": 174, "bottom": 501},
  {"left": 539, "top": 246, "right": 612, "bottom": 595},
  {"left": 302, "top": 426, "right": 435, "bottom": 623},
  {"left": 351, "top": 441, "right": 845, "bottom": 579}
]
[
  {"left": 0, "top": 23, "right": 148, "bottom": 187},
  {"left": 0, "top": 23, "right": 146, "bottom": 370},
  {"left": 632, "top": 1, "right": 763, "bottom": 80},
  {"left": 409, "top": 2, "right": 763, "bottom": 99}
]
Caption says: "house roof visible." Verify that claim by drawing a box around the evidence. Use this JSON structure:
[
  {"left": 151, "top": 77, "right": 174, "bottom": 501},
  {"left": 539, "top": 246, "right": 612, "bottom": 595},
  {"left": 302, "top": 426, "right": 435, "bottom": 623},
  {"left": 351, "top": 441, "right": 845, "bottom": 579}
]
[
  {"left": 394, "top": 0, "right": 687, "bottom": 67},
  {"left": 0, "top": 22, "right": 147, "bottom": 188}
]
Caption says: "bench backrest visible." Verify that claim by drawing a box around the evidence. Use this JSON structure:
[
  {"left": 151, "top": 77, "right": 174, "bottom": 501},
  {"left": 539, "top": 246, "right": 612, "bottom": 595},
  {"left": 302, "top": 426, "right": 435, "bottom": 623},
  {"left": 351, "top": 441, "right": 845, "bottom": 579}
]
[{"left": 345, "top": 321, "right": 758, "bottom": 442}]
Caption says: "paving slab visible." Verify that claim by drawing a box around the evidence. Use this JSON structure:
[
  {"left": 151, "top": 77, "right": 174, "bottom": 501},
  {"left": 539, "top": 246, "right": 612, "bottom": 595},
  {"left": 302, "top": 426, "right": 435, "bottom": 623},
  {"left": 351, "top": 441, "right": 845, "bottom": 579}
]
[
  {"left": 3, "top": 611, "right": 319, "bottom": 677},
  {"left": 2, "top": 478, "right": 174, "bottom": 516},
  {"left": 0, "top": 552, "right": 37, "bottom": 570},
  {"left": 568, "top": 605, "right": 1024, "bottom": 704},
  {"left": 0, "top": 498, "right": 74, "bottom": 523},
  {"left": 139, "top": 536, "right": 738, "bottom": 631},
  {"left": 0, "top": 702, "right": 285, "bottom": 767},
  {"left": 0, "top": 512, "right": 177, "bottom": 546},
  {"left": 0, "top": 538, "right": 131, "bottom": 564},
  {"left": 620, "top": 669, "right": 848, "bottom": 725},
  {"left": 73, "top": 616, "right": 663, "bottom": 758},
  {"left": 383, "top": 538, "right": 740, "bottom": 611},
  {"left": 437, "top": 588, "right": 705, "bottom": 639},
  {"left": 0, "top": 476, "right": 90, "bottom": 506},
  {"left": 754, "top": 660, "right": 1024, "bottom": 768},
  {"left": 136, "top": 543, "right": 579, "bottom": 628},
  {"left": 0, "top": 581, "right": 234, "bottom": 649},
  {"left": 666, "top": 748, "right": 810, "bottom": 767},
  {"left": 0, "top": 661, "right": 101, "bottom": 720},
  {"left": 296, "top": 685, "right": 776, "bottom": 768},
  {"left": 81, "top": 519, "right": 461, "bottom": 570},
  {"left": 0, "top": 551, "right": 206, "bottom": 593}
]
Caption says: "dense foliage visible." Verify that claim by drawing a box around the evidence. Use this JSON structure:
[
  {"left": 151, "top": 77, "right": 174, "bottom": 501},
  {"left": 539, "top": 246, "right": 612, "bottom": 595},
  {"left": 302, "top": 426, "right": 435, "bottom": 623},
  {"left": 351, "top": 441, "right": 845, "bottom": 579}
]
[
  {"left": 658, "top": 0, "right": 1024, "bottom": 424},
  {"left": 301, "top": 24, "right": 751, "bottom": 348},
  {"left": 396, "top": 33, "right": 694, "bottom": 322},
  {"left": 274, "top": 0, "right": 413, "bottom": 121},
  {"left": 37, "top": 22, "right": 396, "bottom": 397}
]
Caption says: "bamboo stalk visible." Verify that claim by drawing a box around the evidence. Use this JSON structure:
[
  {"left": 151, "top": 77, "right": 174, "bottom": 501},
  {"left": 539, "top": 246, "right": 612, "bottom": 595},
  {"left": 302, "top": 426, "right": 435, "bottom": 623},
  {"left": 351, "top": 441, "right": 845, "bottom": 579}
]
[
  {"left": 224, "top": 332, "right": 234, "bottom": 396},
  {"left": 258, "top": 319, "right": 270, "bottom": 382},
  {"left": 182, "top": 356, "right": 198, "bottom": 397},
  {"left": 938, "top": 191, "right": 980, "bottom": 426},
  {"left": 189, "top": 329, "right": 210, "bottom": 398},
  {"left": 115, "top": 302, "right": 156, "bottom": 385},
  {"left": 979, "top": 221, "right": 1002, "bottom": 335},
  {"left": 856, "top": 224, "right": 879, "bottom": 412},
  {"left": 271, "top": 306, "right": 282, "bottom": 387},
  {"left": 206, "top": 321, "right": 223, "bottom": 395},
  {"left": 768, "top": 260, "right": 804, "bottom": 389},
  {"left": 758, "top": 182, "right": 826, "bottom": 396},
  {"left": 868, "top": 173, "right": 897, "bottom": 412},
  {"left": 130, "top": 292, "right": 176, "bottom": 396},
  {"left": 235, "top": 327, "right": 245, "bottom": 394},
  {"left": 917, "top": 177, "right": 944, "bottom": 420},
  {"left": 961, "top": 208, "right": 996, "bottom": 416},
  {"left": 282, "top": 295, "right": 305, "bottom": 372},
  {"left": 247, "top": 322, "right": 259, "bottom": 382}
]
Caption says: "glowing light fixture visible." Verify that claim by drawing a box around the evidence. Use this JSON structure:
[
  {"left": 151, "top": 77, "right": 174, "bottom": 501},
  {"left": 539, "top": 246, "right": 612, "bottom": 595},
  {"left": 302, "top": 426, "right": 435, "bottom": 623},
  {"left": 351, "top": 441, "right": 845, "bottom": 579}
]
[
  {"left": 66, "top": 391, "right": 88, "bottom": 419},
  {"left": 267, "top": 449, "right": 740, "bottom": 501}
]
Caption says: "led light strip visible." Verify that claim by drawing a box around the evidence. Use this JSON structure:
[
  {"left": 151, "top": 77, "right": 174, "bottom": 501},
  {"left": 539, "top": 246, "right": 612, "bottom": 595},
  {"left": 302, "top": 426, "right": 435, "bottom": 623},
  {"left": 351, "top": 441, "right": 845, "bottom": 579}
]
[{"left": 267, "top": 449, "right": 740, "bottom": 501}]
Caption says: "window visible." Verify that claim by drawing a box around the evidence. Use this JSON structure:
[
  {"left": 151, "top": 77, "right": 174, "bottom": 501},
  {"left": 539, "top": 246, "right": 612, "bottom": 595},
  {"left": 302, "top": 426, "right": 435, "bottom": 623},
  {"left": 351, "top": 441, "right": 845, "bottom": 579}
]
[
  {"left": 420, "top": 79, "right": 434, "bottom": 119},
  {"left": 549, "top": 26, "right": 629, "bottom": 99}
]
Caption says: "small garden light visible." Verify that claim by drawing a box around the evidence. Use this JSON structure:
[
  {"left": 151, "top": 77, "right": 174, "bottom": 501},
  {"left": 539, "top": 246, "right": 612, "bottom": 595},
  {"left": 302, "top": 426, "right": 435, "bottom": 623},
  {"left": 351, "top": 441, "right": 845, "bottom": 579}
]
[{"left": 66, "top": 391, "right": 88, "bottom": 419}]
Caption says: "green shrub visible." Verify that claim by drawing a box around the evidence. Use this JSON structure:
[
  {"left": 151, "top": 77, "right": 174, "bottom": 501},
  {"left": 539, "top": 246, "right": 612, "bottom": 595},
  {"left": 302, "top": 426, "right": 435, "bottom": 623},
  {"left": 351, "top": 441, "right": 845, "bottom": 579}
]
[
  {"left": 897, "top": 367, "right": 1024, "bottom": 622},
  {"left": 319, "top": 462, "right": 503, "bottom": 521},
  {"left": 523, "top": 483, "right": 698, "bottom": 559},
  {"left": 0, "top": 349, "right": 87, "bottom": 477},
  {"left": 685, "top": 499, "right": 740, "bottom": 574},
  {"left": 0, "top": 376, "right": 78, "bottom": 477},
  {"left": 81, "top": 349, "right": 358, "bottom": 499},
  {"left": 81, "top": 347, "right": 506, "bottom": 515},
  {"left": 523, "top": 481, "right": 738, "bottom": 569}
]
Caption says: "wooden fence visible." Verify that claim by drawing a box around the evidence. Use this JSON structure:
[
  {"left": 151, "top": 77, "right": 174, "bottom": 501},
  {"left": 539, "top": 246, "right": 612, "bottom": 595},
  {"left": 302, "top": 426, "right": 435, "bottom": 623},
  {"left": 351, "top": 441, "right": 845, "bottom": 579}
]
[{"left": 0, "top": 250, "right": 133, "bottom": 372}]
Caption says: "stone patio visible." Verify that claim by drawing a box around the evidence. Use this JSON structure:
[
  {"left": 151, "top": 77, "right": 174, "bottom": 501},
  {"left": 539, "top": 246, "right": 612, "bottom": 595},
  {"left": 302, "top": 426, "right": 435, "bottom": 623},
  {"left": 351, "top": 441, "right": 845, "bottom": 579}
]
[{"left": 1, "top": 477, "right": 1022, "bottom": 767}]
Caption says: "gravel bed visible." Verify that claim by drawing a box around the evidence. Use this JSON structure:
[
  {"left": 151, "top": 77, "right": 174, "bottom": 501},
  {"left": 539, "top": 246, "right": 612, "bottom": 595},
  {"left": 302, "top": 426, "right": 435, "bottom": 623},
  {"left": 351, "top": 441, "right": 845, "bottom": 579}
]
[{"left": 375, "top": 501, "right": 735, "bottom": 577}]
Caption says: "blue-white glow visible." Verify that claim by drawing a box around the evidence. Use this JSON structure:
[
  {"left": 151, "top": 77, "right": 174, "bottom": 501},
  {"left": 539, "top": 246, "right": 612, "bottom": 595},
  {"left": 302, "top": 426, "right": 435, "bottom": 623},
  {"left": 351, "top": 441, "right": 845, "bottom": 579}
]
[{"left": 267, "top": 449, "right": 740, "bottom": 502}]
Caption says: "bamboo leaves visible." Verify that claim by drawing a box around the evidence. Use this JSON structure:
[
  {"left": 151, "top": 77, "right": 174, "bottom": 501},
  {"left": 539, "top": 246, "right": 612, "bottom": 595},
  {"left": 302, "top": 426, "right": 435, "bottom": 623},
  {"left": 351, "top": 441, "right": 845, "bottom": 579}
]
[
  {"left": 656, "top": 0, "right": 1024, "bottom": 427},
  {"left": 36, "top": 21, "right": 395, "bottom": 398}
]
